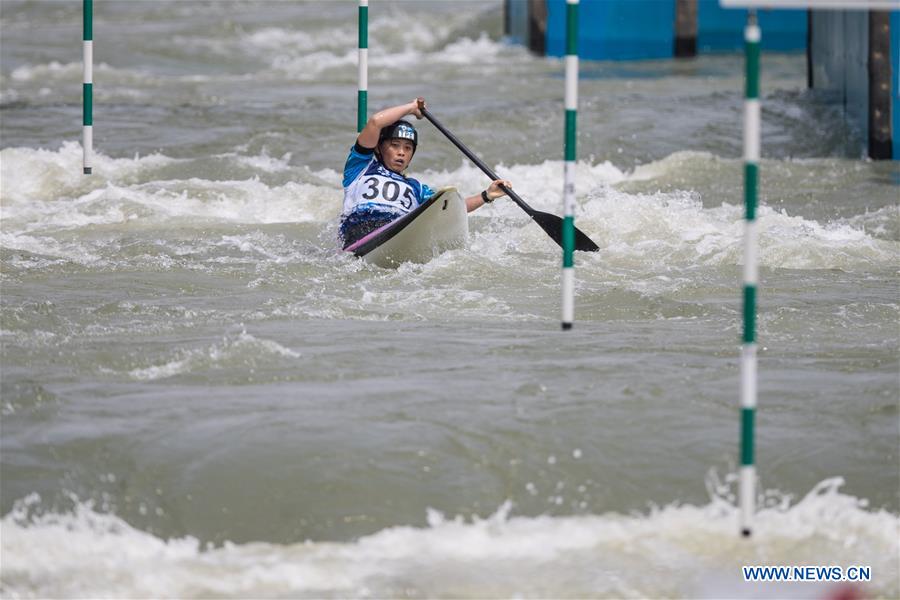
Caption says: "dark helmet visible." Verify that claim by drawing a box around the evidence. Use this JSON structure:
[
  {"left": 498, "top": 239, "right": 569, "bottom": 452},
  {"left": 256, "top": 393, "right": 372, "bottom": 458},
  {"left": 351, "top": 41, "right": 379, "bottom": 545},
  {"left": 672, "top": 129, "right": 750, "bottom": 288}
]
[{"left": 379, "top": 120, "right": 418, "bottom": 153}]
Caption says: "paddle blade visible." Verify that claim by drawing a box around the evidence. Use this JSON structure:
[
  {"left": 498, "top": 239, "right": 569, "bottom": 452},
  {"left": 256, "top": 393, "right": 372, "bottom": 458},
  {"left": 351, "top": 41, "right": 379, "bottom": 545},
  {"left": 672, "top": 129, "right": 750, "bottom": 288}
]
[{"left": 531, "top": 211, "right": 600, "bottom": 252}]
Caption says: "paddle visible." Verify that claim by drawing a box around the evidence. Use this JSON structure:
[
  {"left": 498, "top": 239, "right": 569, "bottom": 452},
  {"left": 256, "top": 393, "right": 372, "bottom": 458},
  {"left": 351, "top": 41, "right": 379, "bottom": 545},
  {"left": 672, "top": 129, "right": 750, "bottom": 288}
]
[{"left": 418, "top": 99, "right": 600, "bottom": 252}]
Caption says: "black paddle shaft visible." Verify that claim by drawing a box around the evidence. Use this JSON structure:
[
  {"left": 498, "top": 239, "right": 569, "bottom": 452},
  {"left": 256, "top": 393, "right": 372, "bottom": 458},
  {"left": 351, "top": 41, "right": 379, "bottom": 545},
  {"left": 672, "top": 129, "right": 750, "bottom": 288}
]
[
  {"left": 418, "top": 101, "right": 599, "bottom": 252},
  {"left": 421, "top": 108, "right": 529, "bottom": 215}
]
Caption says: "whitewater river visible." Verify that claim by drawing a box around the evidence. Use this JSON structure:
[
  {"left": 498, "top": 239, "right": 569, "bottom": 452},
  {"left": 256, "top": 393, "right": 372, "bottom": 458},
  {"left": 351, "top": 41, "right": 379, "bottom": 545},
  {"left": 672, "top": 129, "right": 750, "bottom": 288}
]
[{"left": 1, "top": 1, "right": 898, "bottom": 598}]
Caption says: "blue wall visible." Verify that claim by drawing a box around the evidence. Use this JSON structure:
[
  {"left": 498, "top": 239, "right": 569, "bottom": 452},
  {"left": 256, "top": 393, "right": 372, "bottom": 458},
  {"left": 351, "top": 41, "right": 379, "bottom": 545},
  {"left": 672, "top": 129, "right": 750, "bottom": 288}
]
[
  {"left": 544, "top": 0, "right": 806, "bottom": 60},
  {"left": 698, "top": 0, "right": 807, "bottom": 52},
  {"left": 546, "top": 0, "right": 675, "bottom": 60}
]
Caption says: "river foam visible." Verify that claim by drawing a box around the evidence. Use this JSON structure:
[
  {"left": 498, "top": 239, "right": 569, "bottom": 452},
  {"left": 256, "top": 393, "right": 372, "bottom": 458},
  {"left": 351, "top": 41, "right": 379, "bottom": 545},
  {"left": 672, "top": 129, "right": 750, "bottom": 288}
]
[
  {"left": 1, "top": 478, "right": 896, "bottom": 599},
  {"left": 2, "top": 144, "right": 895, "bottom": 273}
]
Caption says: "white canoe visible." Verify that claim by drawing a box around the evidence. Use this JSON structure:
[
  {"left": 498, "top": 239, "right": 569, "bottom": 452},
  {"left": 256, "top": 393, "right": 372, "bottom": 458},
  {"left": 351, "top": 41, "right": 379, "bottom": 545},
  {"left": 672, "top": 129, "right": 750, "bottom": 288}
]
[{"left": 343, "top": 187, "right": 468, "bottom": 268}]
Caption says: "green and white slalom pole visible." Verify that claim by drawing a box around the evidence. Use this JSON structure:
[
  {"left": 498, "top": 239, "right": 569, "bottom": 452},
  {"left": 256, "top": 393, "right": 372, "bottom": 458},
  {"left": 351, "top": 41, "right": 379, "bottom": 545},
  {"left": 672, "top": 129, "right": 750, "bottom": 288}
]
[
  {"left": 561, "top": 0, "right": 578, "bottom": 331},
  {"left": 357, "top": 0, "right": 368, "bottom": 132},
  {"left": 740, "top": 10, "right": 760, "bottom": 538},
  {"left": 83, "top": 0, "right": 93, "bottom": 174}
]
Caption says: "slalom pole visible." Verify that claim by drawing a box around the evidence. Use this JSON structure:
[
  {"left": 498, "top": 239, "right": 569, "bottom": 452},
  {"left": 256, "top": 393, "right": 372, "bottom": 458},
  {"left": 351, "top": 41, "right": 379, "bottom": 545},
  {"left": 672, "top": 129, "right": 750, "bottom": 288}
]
[
  {"left": 357, "top": 0, "right": 368, "bottom": 132},
  {"left": 740, "top": 10, "right": 760, "bottom": 538},
  {"left": 83, "top": 0, "right": 93, "bottom": 174},
  {"left": 561, "top": 0, "right": 579, "bottom": 331}
]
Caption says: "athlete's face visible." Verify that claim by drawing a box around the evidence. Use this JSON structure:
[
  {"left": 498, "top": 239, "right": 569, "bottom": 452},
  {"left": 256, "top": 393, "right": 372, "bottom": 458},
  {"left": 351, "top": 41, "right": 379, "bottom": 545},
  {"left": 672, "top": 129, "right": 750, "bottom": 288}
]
[{"left": 379, "top": 138, "right": 415, "bottom": 173}]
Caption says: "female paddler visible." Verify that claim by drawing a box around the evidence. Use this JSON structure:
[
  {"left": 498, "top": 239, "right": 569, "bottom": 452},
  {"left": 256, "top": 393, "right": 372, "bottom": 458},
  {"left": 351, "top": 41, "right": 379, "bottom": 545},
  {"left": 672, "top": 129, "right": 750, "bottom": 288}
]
[{"left": 340, "top": 98, "right": 511, "bottom": 248}]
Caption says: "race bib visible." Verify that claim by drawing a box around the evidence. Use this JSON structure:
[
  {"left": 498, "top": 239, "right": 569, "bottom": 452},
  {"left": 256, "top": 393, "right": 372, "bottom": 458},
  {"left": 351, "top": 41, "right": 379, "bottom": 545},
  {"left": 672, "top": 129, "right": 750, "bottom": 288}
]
[{"left": 357, "top": 175, "right": 417, "bottom": 212}]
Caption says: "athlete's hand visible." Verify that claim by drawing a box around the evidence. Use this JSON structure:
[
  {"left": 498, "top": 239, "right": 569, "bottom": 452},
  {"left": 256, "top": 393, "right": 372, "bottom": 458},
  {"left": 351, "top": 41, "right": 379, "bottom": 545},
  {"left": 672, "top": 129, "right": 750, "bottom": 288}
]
[
  {"left": 486, "top": 179, "right": 512, "bottom": 201},
  {"left": 411, "top": 97, "right": 425, "bottom": 119}
]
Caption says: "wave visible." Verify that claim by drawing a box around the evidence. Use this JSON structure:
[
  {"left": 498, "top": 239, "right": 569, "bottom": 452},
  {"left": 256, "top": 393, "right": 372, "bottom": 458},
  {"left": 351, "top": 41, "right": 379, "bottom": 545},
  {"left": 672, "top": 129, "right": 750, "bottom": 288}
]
[
  {"left": 234, "top": 5, "right": 517, "bottom": 79},
  {"left": 578, "top": 186, "right": 896, "bottom": 271},
  {"left": 0, "top": 143, "right": 336, "bottom": 231},
  {"left": 1, "top": 144, "right": 895, "bottom": 272},
  {"left": 844, "top": 205, "right": 900, "bottom": 242},
  {"left": 123, "top": 327, "right": 299, "bottom": 382},
  {"left": 10, "top": 61, "right": 123, "bottom": 84},
  {"left": 3, "top": 4, "right": 516, "bottom": 91},
  {"left": 1, "top": 478, "right": 896, "bottom": 599},
  {"left": 262, "top": 32, "right": 521, "bottom": 81}
]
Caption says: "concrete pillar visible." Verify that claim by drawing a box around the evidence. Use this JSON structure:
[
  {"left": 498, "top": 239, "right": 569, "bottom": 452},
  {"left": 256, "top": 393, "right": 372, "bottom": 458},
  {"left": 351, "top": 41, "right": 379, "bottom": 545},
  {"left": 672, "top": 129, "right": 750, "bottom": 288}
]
[
  {"left": 806, "top": 10, "right": 813, "bottom": 88},
  {"left": 868, "top": 11, "right": 893, "bottom": 159},
  {"left": 528, "top": 0, "right": 547, "bottom": 55},
  {"left": 675, "top": 0, "right": 698, "bottom": 58}
]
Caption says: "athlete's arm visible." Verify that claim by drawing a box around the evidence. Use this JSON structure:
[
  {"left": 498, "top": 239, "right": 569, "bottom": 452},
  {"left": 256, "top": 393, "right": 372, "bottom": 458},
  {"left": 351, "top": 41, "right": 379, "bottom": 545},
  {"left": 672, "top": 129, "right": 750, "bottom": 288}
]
[
  {"left": 464, "top": 179, "right": 512, "bottom": 213},
  {"left": 357, "top": 98, "right": 425, "bottom": 149}
]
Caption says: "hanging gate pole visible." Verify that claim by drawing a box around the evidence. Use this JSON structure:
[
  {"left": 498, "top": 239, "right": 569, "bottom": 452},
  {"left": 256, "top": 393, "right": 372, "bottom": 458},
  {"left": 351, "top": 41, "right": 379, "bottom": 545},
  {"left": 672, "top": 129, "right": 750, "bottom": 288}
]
[
  {"left": 358, "top": 0, "right": 368, "bottom": 132},
  {"left": 561, "top": 0, "right": 579, "bottom": 330},
  {"left": 740, "top": 10, "right": 761, "bottom": 538},
  {"left": 83, "top": 0, "right": 93, "bottom": 174}
]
